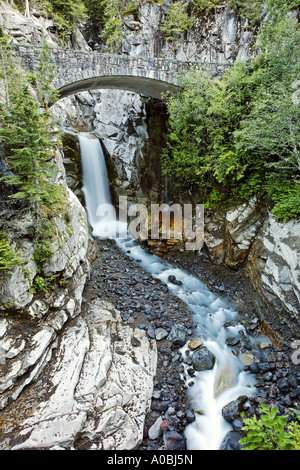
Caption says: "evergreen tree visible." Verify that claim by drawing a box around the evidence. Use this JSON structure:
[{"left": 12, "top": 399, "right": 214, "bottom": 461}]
[
  {"left": 0, "top": 35, "right": 66, "bottom": 265},
  {"left": 83, "top": 0, "right": 106, "bottom": 26},
  {"left": 35, "top": 40, "right": 59, "bottom": 109},
  {"left": 0, "top": 29, "right": 16, "bottom": 107},
  {"left": 0, "top": 231, "right": 23, "bottom": 280},
  {"left": 161, "top": 2, "right": 195, "bottom": 41},
  {"left": 0, "top": 80, "right": 63, "bottom": 210}
]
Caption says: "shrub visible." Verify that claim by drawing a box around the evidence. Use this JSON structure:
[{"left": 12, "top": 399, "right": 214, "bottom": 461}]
[{"left": 240, "top": 404, "right": 300, "bottom": 450}]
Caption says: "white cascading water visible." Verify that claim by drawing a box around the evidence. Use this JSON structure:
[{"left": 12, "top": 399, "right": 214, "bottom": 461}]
[
  {"left": 79, "top": 132, "right": 261, "bottom": 450},
  {"left": 80, "top": 133, "right": 115, "bottom": 235}
]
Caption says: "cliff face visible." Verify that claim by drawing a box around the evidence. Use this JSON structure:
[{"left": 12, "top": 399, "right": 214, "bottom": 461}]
[
  {"left": 204, "top": 200, "right": 300, "bottom": 345},
  {"left": 118, "top": 2, "right": 260, "bottom": 63}
]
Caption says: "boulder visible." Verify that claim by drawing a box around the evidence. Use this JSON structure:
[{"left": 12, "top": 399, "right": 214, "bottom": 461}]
[
  {"left": 222, "top": 396, "right": 248, "bottom": 423},
  {"left": 167, "top": 324, "right": 187, "bottom": 347},
  {"left": 219, "top": 431, "right": 245, "bottom": 450},
  {"left": 191, "top": 347, "right": 215, "bottom": 371},
  {"left": 163, "top": 431, "right": 186, "bottom": 450}
]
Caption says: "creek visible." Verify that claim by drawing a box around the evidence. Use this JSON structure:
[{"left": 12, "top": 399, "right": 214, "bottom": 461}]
[{"left": 79, "top": 132, "right": 264, "bottom": 450}]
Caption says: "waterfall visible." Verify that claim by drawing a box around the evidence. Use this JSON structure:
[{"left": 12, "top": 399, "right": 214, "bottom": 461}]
[
  {"left": 79, "top": 132, "right": 259, "bottom": 450},
  {"left": 79, "top": 133, "right": 117, "bottom": 238}
]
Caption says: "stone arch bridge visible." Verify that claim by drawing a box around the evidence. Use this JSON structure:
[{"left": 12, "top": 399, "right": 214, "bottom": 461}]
[{"left": 14, "top": 44, "right": 229, "bottom": 101}]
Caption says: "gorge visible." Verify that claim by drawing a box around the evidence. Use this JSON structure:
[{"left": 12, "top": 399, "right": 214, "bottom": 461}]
[{"left": 0, "top": 0, "right": 299, "bottom": 452}]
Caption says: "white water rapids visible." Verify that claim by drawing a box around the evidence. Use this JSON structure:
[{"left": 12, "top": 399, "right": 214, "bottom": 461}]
[{"left": 79, "top": 132, "right": 261, "bottom": 450}]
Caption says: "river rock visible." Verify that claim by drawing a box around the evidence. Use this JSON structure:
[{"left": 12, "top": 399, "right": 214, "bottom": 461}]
[
  {"left": 167, "top": 324, "right": 186, "bottom": 347},
  {"left": 191, "top": 347, "right": 215, "bottom": 371},
  {"left": 155, "top": 328, "right": 169, "bottom": 341},
  {"left": 148, "top": 416, "right": 163, "bottom": 440},
  {"left": 277, "top": 378, "right": 290, "bottom": 394},
  {"left": 214, "top": 364, "right": 236, "bottom": 397},
  {"left": 222, "top": 396, "right": 248, "bottom": 423},
  {"left": 219, "top": 431, "right": 245, "bottom": 450},
  {"left": 147, "top": 325, "right": 156, "bottom": 339},
  {"left": 188, "top": 339, "right": 203, "bottom": 351},
  {"left": 168, "top": 275, "right": 183, "bottom": 286},
  {"left": 163, "top": 431, "right": 186, "bottom": 450},
  {"left": 225, "top": 337, "right": 240, "bottom": 346}
]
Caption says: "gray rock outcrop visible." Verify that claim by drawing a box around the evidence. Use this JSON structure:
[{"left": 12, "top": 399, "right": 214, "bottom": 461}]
[
  {"left": 204, "top": 198, "right": 300, "bottom": 343},
  {"left": 0, "top": 300, "right": 157, "bottom": 450}
]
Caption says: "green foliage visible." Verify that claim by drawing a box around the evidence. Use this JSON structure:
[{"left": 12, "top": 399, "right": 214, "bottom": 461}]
[
  {"left": 32, "top": 275, "right": 49, "bottom": 292},
  {"left": 100, "top": 0, "right": 140, "bottom": 51},
  {"left": 83, "top": 0, "right": 106, "bottom": 25},
  {"left": 240, "top": 404, "right": 300, "bottom": 450},
  {"left": 268, "top": 182, "right": 300, "bottom": 222},
  {"left": 234, "top": 14, "right": 300, "bottom": 220},
  {"left": 227, "top": 0, "right": 263, "bottom": 22},
  {"left": 0, "top": 81, "right": 64, "bottom": 211},
  {"left": 33, "top": 223, "right": 55, "bottom": 265},
  {"left": 36, "top": 0, "right": 87, "bottom": 38},
  {"left": 193, "top": 0, "right": 299, "bottom": 22},
  {"left": 0, "top": 39, "right": 64, "bottom": 214},
  {"left": 99, "top": 0, "right": 195, "bottom": 51},
  {"left": 0, "top": 232, "right": 23, "bottom": 277},
  {"left": 0, "top": 35, "right": 66, "bottom": 268},
  {"left": 162, "top": 62, "right": 251, "bottom": 192},
  {"left": 0, "top": 28, "right": 18, "bottom": 107},
  {"left": 161, "top": 2, "right": 195, "bottom": 40},
  {"left": 288, "top": 410, "right": 300, "bottom": 450},
  {"left": 192, "top": 0, "right": 224, "bottom": 11},
  {"left": 35, "top": 40, "right": 59, "bottom": 108},
  {"left": 163, "top": 6, "right": 300, "bottom": 221}
]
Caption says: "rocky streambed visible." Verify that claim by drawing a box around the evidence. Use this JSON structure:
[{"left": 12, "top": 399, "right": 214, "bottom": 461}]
[
  {"left": 82, "top": 237, "right": 300, "bottom": 450},
  {"left": 0, "top": 234, "right": 299, "bottom": 450}
]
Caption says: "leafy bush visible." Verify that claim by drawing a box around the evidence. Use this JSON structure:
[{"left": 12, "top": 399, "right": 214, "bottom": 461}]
[
  {"left": 288, "top": 410, "right": 300, "bottom": 450},
  {"left": 192, "top": 0, "right": 224, "bottom": 11},
  {"left": 33, "top": 275, "right": 48, "bottom": 293},
  {"left": 240, "top": 404, "right": 300, "bottom": 450}
]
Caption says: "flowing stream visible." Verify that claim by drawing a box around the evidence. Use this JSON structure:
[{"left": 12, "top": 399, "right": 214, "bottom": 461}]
[{"left": 79, "top": 132, "right": 260, "bottom": 450}]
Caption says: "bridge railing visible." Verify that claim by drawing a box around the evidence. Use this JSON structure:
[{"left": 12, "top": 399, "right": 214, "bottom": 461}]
[{"left": 13, "top": 43, "right": 231, "bottom": 76}]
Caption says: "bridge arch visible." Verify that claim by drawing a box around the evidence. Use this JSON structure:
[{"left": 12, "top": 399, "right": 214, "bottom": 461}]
[{"left": 56, "top": 75, "right": 179, "bottom": 101}]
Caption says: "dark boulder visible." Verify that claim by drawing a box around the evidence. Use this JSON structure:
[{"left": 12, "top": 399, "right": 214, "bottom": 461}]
[
  {"left": 191, "top": 347, "right": 215, "bottom": 371},
  {"left": 219, "top": 431, "right": 245, "bottom": 450},
  {"left": 222, "top": 396, "right": 248, "bottom": 423}
]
